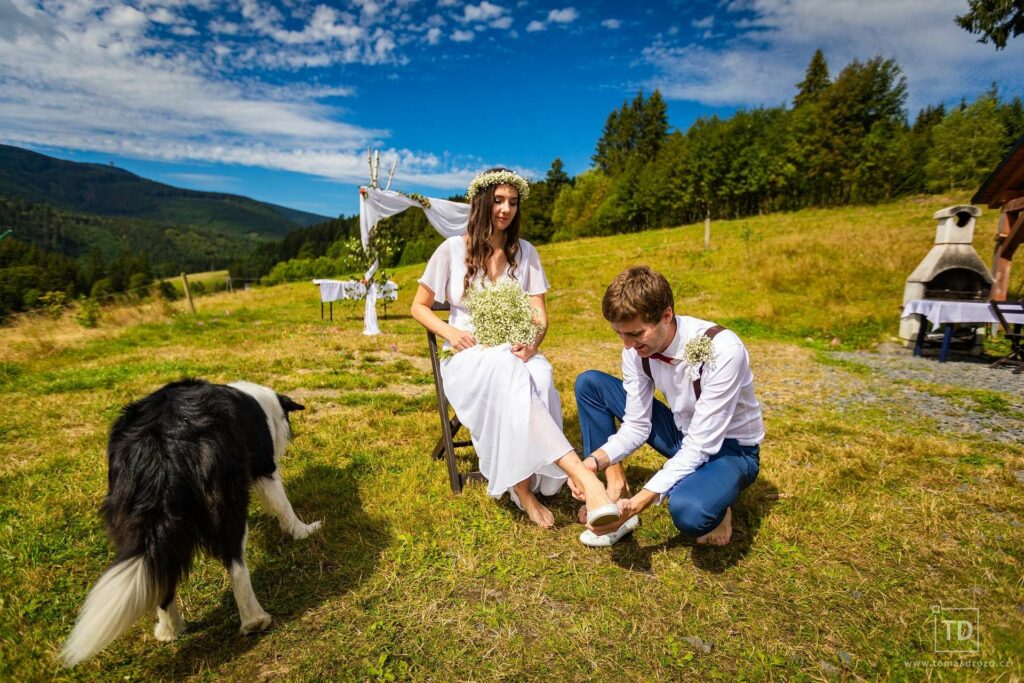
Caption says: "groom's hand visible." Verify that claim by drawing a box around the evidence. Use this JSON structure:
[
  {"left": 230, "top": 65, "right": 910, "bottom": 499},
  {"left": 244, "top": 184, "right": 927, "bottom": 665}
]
[{"left": 567, "top": 476, "right": 585, "bottom": 501}]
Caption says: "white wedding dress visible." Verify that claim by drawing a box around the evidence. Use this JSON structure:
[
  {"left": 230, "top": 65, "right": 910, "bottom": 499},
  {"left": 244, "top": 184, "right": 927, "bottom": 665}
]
[{"left": 419, "top": 236, "right": 569, "bottom": 502}]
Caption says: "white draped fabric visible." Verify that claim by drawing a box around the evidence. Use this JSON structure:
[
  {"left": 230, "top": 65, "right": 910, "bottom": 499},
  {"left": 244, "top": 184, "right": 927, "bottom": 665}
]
[
  {"left": 359, "top": 188, "right": 470, "bottom": 249},
  {"left": 358, "top": 187, "right": 471, "bottom": 336}
]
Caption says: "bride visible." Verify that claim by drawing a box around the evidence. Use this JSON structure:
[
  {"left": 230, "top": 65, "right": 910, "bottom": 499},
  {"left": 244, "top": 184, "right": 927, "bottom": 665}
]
[{"left": 410, "top": 168, "right": 619, "bottom": 529}]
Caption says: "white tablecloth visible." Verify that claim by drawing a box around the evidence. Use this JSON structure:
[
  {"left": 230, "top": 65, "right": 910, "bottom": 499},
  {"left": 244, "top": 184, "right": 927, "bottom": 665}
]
[
  {"left": 902, "top": 299, "right": 1024, "bottom": 331},
  {"left": 313, "top": 279, "right": 365, "bottom": 303},
  {"left": 313, "top": 280, "right": 398, "bottom": 303}
]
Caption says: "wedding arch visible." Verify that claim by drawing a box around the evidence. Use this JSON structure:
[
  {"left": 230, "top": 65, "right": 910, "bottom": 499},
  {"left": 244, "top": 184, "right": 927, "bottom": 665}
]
[{"left": 358, "top": 151, "right": 470, "bottom": 335}]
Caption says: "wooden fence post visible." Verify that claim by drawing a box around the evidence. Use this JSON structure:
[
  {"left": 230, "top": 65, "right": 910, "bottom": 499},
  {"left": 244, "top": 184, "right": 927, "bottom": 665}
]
[{"left": 181, "top": 273, "right": 196, "bottom": 314}]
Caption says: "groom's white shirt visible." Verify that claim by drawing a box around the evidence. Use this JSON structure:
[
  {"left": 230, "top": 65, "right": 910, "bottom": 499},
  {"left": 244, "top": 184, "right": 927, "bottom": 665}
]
[{"left": 598, "top": 315, "right": 765, "bottom": 495}]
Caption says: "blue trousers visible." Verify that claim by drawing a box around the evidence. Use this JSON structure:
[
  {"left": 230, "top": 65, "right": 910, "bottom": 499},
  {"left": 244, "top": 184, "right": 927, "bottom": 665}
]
[{"left": 575, "top": 370, "right": 760, "bottom": 537}]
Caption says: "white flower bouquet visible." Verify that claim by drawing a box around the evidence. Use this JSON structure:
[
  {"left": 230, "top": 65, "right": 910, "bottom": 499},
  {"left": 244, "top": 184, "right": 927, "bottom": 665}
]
[{"left": 463, "top": 279, "right": 539, "bottom": 348}]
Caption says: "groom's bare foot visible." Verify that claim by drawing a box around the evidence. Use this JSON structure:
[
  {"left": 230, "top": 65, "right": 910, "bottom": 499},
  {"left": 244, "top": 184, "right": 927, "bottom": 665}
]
[
  {"left": 696, "top": 508, "right": 732, "bottom": 546},
  {"left": 520, "top": 492, "right": 554, "bottom": 529}
]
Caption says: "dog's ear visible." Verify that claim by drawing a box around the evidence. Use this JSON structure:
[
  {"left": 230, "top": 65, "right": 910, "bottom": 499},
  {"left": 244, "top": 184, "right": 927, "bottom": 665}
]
[{"left": 278, "top": 394, "right": 305, "bottom": 413}]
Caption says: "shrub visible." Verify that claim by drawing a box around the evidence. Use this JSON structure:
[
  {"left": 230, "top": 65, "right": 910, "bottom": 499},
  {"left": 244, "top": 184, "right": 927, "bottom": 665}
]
[
  {"left": 89, "top": 278, "right": 112, "bottom": 300},
  {"left": 39, "top": 291, "right": 67, "bottom": 319},
  {"left": 127, "top": 272, "right": 152, "bottom": 298},
  {"left": 75, "top": 297, "right": 100, "bottom": 328},
  {"left": 157, "top": 281, "right": 179, "bottom": 301}
]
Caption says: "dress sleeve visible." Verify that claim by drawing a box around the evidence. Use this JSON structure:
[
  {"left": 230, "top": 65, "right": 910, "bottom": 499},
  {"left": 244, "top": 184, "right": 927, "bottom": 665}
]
[
  {"left": 418, "top": 240, "right": 451, "bottom": 304},
  {"left": 518, "top": 241, "right": 549, "bottom": 295}
]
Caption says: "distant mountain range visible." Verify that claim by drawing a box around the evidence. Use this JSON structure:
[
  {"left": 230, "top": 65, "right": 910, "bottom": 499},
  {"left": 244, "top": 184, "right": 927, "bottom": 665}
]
[
  {"left": 0, "top": 144, "right": 333, "bottom": 282},
  {"left": 0, "top": 144, "right": 330, "bottom": 239}
]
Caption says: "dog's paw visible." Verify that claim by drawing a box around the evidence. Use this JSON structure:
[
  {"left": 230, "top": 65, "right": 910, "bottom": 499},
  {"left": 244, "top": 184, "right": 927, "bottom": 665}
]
[
  {"left": 154, "top": 619, "right": 185, "bottom": 642},
  {"left": 239, "top": 611, "right": 272, "bottom": 635},
  {"left": 292, "top": 520, "right": 322, "bottom": 540}
]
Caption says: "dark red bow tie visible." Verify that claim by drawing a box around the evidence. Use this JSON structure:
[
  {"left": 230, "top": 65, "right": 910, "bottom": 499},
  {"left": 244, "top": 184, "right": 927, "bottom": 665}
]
[{"left": 650, "top": 352, "right": 676, "bottom": 363}]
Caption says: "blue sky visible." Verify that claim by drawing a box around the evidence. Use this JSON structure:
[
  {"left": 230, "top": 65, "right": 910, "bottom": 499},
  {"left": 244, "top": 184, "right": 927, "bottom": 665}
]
[{"left": 1, "top": 0, "right": 1022, "bottom": 219}]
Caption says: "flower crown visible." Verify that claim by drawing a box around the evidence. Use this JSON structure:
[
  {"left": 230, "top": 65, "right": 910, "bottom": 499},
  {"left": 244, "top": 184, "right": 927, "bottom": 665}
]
[{"left": 466, "top": 169, "right": 530, "bottom": 202}]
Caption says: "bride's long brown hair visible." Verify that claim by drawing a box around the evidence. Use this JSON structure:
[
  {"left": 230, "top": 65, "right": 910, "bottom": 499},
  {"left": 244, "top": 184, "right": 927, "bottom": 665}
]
[{"left": 463, "top": 167, "right": 522, "bottom": 292}]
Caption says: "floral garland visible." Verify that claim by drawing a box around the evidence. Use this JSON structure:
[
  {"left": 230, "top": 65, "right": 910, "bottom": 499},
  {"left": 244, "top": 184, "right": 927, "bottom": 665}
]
[
  {"left": 465, "top": 170, "right": 530, "bottom": 202},
  {"left": 398, "top": 190, "right": 432, "bottom": 209}
]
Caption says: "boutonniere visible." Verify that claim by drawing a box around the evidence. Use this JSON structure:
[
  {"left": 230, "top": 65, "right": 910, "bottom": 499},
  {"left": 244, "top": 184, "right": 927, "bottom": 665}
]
[{"left": 683, "top": 335, "right": 716, "bottom": 368}]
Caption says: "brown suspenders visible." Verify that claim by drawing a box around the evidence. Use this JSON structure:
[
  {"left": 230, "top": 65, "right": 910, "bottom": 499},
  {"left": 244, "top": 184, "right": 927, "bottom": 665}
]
[{"left": 641, "top": 325, "right": 725, "bottom": 400}]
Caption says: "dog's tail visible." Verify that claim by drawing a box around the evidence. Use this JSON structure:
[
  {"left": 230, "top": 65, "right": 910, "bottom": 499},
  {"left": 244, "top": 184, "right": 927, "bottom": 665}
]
[{"left": 60, "top": 555, "right": 157, "bottom": 668}]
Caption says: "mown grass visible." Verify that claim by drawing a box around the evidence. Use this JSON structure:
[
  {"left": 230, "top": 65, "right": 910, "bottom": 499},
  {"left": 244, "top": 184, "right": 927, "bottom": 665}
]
[{"left": 1, "top": 194, "right": 1022, "bottom": 681}]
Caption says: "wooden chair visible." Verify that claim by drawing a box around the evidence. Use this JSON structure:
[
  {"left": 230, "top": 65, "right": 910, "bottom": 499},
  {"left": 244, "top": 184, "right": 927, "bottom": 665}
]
[
  {"left": 989, "top": 300, "right": 1024, "bottom": 373},
  {"left": 426, "top": 302, "right": 483, "bottom": 492}
]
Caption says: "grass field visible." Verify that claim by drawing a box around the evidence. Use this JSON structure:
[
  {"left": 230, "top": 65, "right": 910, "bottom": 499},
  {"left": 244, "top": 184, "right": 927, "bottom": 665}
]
[
  {"left": 160, "top": 270, "right": 231, "bottom": 295},
  {"left": 1, "top": 194, "right": 1022, "bottom": 681}
]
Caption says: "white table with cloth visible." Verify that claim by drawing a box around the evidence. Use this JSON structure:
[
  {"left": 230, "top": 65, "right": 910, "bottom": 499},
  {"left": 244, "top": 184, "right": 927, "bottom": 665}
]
[
  {"left": 901, "top": 299, "right": 1024, "bottom": 362},
  {"left": 313, "top": 280, "right": 398, "bottom": 322}
]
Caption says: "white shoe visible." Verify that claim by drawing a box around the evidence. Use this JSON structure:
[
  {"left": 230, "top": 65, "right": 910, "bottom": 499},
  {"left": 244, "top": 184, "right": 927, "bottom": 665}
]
[
  {"left": 586, "top": 503, "right": 620, "bottom": 527},
  {"left": 579, "top": 514, "right": 640, "bottom": 547}
]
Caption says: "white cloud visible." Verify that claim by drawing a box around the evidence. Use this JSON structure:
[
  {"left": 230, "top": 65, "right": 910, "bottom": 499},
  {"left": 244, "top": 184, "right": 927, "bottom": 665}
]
[
  {"left": 0, "top": 1, "right": 466, "bottom": 187},
  {"left": 691, "top": 15, "right": 714, "bottom": 29},
  {"left": 526, "top": 7, "right": 577, "bottom": 32},
  {"left": 547, "top": 8, "right": 578, "bottom": 23},
  {"left": 458, "top": 1, "right": 505, "bottom": 23},
  {"left": 425, "top": 26, "right": 442, "bottom": 44},
  {"left": 208, "top": 18, "right": 240, "bottom": 35},
  {"left": 489, "top": 16, "right": 512, "bottom": 29},
  {"left": 601, "top": 18, "right": 621, "bottom": 29},
  {"left": 451, "top": 28, "right": 475, "bottom": 41},
  {"left": 643, "top": 0, "right": 1024, "bottom": 112},
  {"left": 437, "top": 0, "right": 459, "bottom": 6},
  {"left": 148, "top": 7, "right": 178, "bottom": 25}
]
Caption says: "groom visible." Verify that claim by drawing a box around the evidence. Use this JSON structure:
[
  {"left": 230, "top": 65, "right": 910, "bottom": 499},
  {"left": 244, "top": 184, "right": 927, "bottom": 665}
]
[{"left": 573, "top": 266, "right": 765, "bottom": 546}]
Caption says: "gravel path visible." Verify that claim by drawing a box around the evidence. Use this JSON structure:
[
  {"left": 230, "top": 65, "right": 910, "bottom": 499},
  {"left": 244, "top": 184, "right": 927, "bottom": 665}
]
[{"left": 828, "top": 347, "right": 1023, "bottom": 446}]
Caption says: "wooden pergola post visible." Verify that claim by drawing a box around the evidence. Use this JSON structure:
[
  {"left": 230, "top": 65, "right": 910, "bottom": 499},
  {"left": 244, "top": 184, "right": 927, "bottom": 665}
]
[
  {"left": 991, "top": 197, "right": 1024, "bottom": 301},
  {"left": 972, "top": 134, "right": 1024, "bottom": 301}
]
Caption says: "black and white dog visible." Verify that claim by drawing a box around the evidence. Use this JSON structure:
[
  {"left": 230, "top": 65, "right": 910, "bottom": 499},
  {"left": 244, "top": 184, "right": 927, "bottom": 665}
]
[{"left": 61, "top": 379, "right": 321, "bottom": 667}]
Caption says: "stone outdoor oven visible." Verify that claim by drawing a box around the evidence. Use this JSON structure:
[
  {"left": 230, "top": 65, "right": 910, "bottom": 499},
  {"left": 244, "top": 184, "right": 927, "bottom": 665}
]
[{"left": 898, "top": 205, "right": 994, "bottom": 346}]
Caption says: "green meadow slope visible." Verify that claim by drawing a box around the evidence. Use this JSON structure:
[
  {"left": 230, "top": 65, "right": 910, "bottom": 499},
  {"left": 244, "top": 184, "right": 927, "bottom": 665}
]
[{"left": 1, "top": 195, "right": 1021, "bottom": 681}]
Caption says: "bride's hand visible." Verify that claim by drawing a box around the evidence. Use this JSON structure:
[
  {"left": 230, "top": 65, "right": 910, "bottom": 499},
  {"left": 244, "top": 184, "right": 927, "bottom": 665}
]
[
  {"left": 511, "top": 343, "right": 537, "bottom": 361},
  {"left": 447, "top": 328, "right": 477, "bottom": 352}
]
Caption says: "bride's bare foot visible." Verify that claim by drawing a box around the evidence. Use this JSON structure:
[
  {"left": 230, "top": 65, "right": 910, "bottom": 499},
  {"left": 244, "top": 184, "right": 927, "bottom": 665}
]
[
  {"left": 577, "top": 465, "right": 629, "bottom": 524},
  {"left": 555, "top": 451, "right": 616, "bottom": 525},
  {"left": 514, "top": 486, "right": 554, "bottom": 528},
  {"left": 696, "top": 508, "right": 732, "bottom": 546},
  {"left": 522, "top": 496, "right": 554, "bottom": 528},
  {"left": 577, "top": 483, "right": 629, "bottom": 524}
]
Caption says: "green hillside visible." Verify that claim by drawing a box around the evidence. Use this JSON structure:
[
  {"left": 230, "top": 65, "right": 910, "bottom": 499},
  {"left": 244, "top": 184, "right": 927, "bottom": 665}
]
[
  {"left": 1, "top": 195, "right": 1021, "bottom": 679},
  {"left": 0, "top": 144, "right": 330, "bottom": 238}
]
